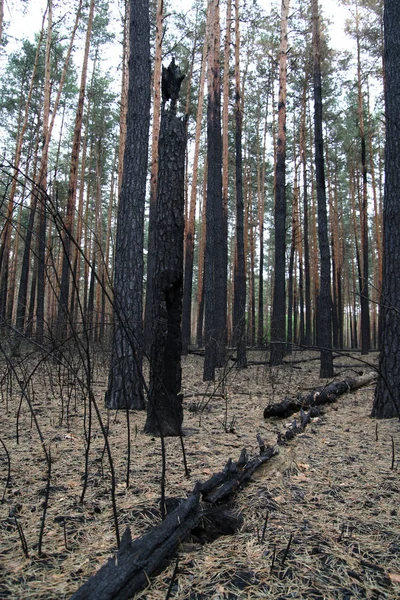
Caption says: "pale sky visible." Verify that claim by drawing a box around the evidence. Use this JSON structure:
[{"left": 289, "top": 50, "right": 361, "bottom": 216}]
[{"left": 4, "top": 0, "right": 353, "bottom": 54}]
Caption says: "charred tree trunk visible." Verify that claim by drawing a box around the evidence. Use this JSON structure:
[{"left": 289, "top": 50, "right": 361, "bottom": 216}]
[
  {"left": 232, "top": 0, "right": 247, "bottom": 368},
  {"left": 203, "top": 0, "right": 226, "bottom": 380},
  {"left": 312, "top": 0, "right": 334, "bottom": 378},
  {"left": 265, "top": 372, "right": 378, "bottom": 419},
  {"left": 372, "top": 0, "right": 400, "bottom": 419},
  {"left": 270, "top": 0, "right": 289, "bottom": 366},
  {"left": 144, "top": 61, "right": 186, "bottom": 437}
]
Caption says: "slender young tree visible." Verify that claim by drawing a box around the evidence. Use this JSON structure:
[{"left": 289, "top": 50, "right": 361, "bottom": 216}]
[
  {"left": 300, "top": 68, "right": 312, "bottom": 347},
  {"left": 57, "top": 0, "right": 95, "bottom": 341},
  {"left": 222, "top": 0, "right": 231, "bottom": 344},
  {"left": 270, "top": 0, "right": 290, "bottom": 366},
  {"left": 36, "top": 1, "right": 53, "bottom": 344},
  {"left": 182, "top": 27, "right": 207, "bottom": 354},
  {"left": 144, "top": 0, "right": 163, "bottom": 352},
  {"left": 312, "top": 0, "right": 334, "bottom": 377},
  {"left": 0, "top": 25, "right": 45, "bottom": 331},
  {"left": 372, "top": 0, "right": 400, "bottom": 419},
  {"left": 355, "top": 8, "right": 370, "bottom": 355},
  {"left": 14, "top": 3, "right": 82, "bottom": 338},
  {"left": 106, "top": 0, "right": 151, "bottom": 409}
]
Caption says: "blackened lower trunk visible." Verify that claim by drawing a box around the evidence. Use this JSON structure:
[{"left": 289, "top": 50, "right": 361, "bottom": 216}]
[
  {"left": 203, "top": 0, "right": 225, "bottom": 381},
  {"left": 312, "top": 0, "right": 333, "bottom": 378},
  {"left": 232, "top": 0, "right": 247, "bottom": 369},
  {"left": 360, "top": 131, "right": 370, "bottom": 354},
  {"left": 372, "top": 0, "right": 400, "bottom": 419},
  {"left": 144, "top": 108, "right": 186, "bottom": 436},
  {"left": 269, "top": 0, "right": 289, "bottom": 366}
]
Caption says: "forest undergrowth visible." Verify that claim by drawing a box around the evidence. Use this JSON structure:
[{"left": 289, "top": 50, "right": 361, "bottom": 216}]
[{"left": 0, "top": 349, "right": 399, "bottom": 599}]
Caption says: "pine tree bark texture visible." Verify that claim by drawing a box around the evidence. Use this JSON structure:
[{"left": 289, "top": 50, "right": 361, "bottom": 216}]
[
  {"left": 232, "top": 0, "right": 247, "bottom": 368},
  {"left": 269, "top": 0, "right": 289, "bottom": 366},
  {"left": 106, "top": 0, "right": 151, "bottom": 409},
  {"left": 356, "top": 12, "right": 370, "bottom": 356},
  {"left": 144, "top": 106, "right": 186, "bottom": 437},
  {"left": 372, "top": 0, "right": 400, "bottom": 419},
  {"left": 203, "top": 0, "right": 226, "bottom": 381},
  {"left": 312, "top": 0, "right": 334, "bottom": 378}
]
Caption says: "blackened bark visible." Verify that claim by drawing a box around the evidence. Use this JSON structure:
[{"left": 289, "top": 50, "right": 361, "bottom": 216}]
[
  {"left": 372, "top": 0, "right": 400, "bottom": 419},
  {"left": 356, "top": 28, "right": 370, "bottom": 356},
  {"left": 232, "top": 0, "right": 247, "bottom": 369},
  {"left": 312, "top": 0, "right": 333, "bottom": 378},
  {"left": 265, "top": 372, "right": 377, "bottom": 419},
  {"left": 144, "top": 89, "right": 186, "bottom": 436},
  {"left": 287, "top": 228, "right": 295, "bottom": 354},
  {"left": 232, "top": 112, "right": 247, "bottom": 368},
  {"left": 105, "top": 0, "right": 150, "bottom": 410},
  {"left": 270, "top": 146, "right": 287, "bottom": 366},
  {"left": 269, "top": 0, "right": 289, "bottom": 367},
  {"left": 360, "top": 130, "right": 370, "bottom": 354},
  {"left": 257, "top": 216, "right": 265, "bottom": 346},
  {"left": 181, "top": 222, "right": 195, "bottom": 353},
  {"left": 203, "top": 0, "right": 226, "bottom": 381}
]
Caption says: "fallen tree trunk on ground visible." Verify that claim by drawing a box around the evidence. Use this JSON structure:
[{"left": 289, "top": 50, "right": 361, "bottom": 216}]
[
  {"left": 263, "top": 372, "right": 378, "bottom": 419},
  {"left": 71, "top": 486, "right": 202, "bottom": 600},
  {"left": 71, "top": 410, "right": 313, "bottom": 599}
]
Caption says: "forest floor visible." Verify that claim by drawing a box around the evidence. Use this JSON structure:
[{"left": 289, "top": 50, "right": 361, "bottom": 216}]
[{"left": 0, "top": 348, "right": 399, "bottom": 599}]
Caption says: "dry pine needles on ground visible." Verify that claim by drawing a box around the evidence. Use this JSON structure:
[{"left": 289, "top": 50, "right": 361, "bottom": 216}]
[{"left": 0, "top": 350, "right": 399, "bottom": 599}]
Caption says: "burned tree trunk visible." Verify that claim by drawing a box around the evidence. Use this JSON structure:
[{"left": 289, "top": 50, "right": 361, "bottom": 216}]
[
  {"left": 264, "top": 371, "right": 378, "bottom": 419},
  {"left": 144, "top": 60, "right": 186, "bottom": 437}
]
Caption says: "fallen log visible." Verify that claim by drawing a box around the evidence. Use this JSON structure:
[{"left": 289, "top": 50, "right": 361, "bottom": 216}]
[
  {"left": 201, "top": 445, "right": 279, "bottom": 504},
  {"left": 263, "top": 371, "right": 378, "bottom": 419},
  {"left": 70, "top": 486, "right": 202, "bottom": 600},
  {"left": 71, "top": 409, "right": 314, "bottom": 599}
]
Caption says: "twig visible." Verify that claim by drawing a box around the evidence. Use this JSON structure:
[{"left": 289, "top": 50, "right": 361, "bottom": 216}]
[
  {"left": 15, "top": 516, "right": 29, "bottom": 558},
  {"left": 126, "top": 406, "right": 131, "bottom": 488},
  {"left": 280, "top": 532, "right": 293, "bottom": 576},
  {"left": 62, "top": 519, "right": 69, "bottom": 551},
  {"left": 390, "top": 436, "right": 395, "bottom": 470},
  {"left": 0, "top": 437, "right": 11, "bottom": 502},
  {"left": 261, "top": 511, "right": 269, "bottom": 543},
  {"left": 165, "top": 557, "right": 180, "bottom": 599},
  {"left": 38, "top": 447, "right": 52, "bottom": 557},
  {"left": 270, "top": 543, "right": 276, "bottom": 574}
]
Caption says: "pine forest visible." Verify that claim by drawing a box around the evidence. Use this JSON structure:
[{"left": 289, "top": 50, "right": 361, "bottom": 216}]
[{"left": 0, "top": 0, "right": 399, "bottom": 598}]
